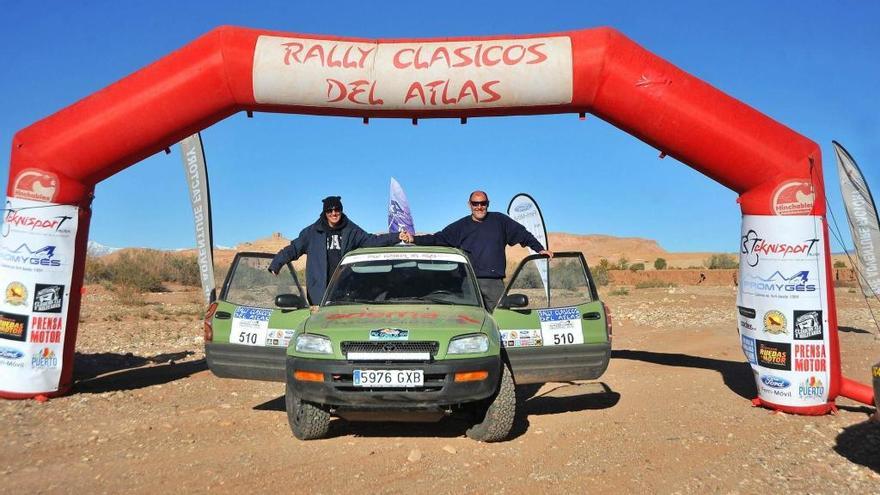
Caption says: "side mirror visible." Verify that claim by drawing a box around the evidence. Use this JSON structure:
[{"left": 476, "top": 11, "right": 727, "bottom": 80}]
[
  {"left": 498, "top": 293, "right": 529, "bottom": 309},
  {"left": 275, "top": 293, "right": 306, "bottom": 309}
]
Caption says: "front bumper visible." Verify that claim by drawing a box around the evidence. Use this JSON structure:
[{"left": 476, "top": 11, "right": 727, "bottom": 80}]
[{"left": 287, "top": 355, "right": 500, "bottom": 410}]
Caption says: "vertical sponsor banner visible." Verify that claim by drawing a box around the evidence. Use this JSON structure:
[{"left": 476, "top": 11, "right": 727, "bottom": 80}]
[
  {"left": 179, "top": 133, "right": 216, "bottom": 305},
  {"left": 508, "top": 194, "right": 549, "bottom": 299},
  {"left": 388, "top": 177, "right": 415, "bottom": 235},
  {"left": 833, "top": 141, "right": 880, "bottom": 297},
  {"left": 737, "top": 215, "right": 830, "bottom": 408},
  {"left": 0, "top": 197, "right": 78, "bottom": 394}
]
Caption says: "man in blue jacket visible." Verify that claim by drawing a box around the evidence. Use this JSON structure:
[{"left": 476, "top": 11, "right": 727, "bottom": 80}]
[
  {"left": 403, "top": 190, "right": 552, "bottom": 310},
  {"left": 269, "top": 196, "right": 402, "bottom": 305}
]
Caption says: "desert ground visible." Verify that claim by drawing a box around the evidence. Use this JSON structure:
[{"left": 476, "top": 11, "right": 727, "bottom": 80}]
[{"left": 2, "top": 283, "right": 879, "bottom": 494}]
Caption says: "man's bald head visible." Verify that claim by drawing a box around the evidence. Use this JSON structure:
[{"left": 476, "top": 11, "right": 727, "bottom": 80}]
[{"left": 468, "top": 190, "right": 489, "bottom": 222}]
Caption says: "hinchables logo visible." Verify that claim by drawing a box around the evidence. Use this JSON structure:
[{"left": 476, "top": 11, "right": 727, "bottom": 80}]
[
  {"left": 772, "top": 180, "right": 815, "bottom": 216},
  {"left": 12, "top": 169, "right": 59, "bottom": 203},
  {"left": 740, "top": 230, "right": 819, "bottom": 267}
]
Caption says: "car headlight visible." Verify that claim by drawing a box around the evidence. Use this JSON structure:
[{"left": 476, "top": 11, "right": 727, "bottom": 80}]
[
  {"left": 448, "top": 334, "right": 489, "bottom": 354},
  {"left": 295, "top": 334, "right": 332, "bottom": 354}
]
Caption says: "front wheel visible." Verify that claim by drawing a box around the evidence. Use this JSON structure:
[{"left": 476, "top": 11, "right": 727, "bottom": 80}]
[
  {"left": 285, "top": 382, "right": 330, "bottom": 440},
  {"left": 465, "top": 363, "right": 516, "bottom": 442}
]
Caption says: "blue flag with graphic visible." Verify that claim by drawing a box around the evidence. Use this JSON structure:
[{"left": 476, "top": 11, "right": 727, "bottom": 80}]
[{"left": 388, "top": 177, "right": 415, "bottom": 234}]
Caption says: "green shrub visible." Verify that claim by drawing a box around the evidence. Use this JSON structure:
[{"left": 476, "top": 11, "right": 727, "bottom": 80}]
[
  {"left": 85, "top": 249, "right": 204, "bottom": 298},
  {"left": 654, "top": 258, "right": 667, "bottom": 270},
  {"left": 591, "top": 264, "right": 610, "bottom": 287},
  {"left": 833, "top": 260, "right": 846, "bottom": 269},
  {"left": 635, "top": 279, "right": 677, "bottom": 289},
  {"left": 629, "top": 263, "right": 645, "bottom": 272},
  {"left": 705, "top": 254, "right": 738, "bottom": 269},
  {"left": 609, "top": 287, "right": 629, "bottom": 296}
]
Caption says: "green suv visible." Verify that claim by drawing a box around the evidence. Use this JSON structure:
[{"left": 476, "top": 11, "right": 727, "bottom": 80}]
[{"left": 205, "top": 246, "right": 611, "bottom": 441}]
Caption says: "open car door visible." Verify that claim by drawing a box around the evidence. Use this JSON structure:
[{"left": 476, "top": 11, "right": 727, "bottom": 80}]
[
  {"left": 492, "top": 252, "right": 611, "bottom": 385},
  {"left": 205, "top": 252, "right": 311, "bottom": 381}
]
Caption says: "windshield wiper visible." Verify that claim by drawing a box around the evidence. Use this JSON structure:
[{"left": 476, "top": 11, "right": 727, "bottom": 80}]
[
  {"left": 324, "top": 298, "right": 390, "bottom": 306},
  {"left": 385, "top": 296, "right": 456, "bottom": 305}
]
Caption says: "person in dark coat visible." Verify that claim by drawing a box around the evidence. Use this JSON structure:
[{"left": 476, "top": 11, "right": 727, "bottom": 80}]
[
  {"left": 401, "top": 190, "right": 552, "bottom": 310},
  {"left": 269, "top": 196, "right": 402, "bottom": 305}
]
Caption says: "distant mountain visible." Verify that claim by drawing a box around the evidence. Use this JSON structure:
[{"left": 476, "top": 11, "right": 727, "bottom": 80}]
[{"left": 87, "top": 240, "right": 120, "bottom": 257}]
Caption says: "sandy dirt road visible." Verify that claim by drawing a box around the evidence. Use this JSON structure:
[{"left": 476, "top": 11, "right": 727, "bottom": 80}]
[{"left": 2, "top": 285, "right": 879, "bottom": 493}]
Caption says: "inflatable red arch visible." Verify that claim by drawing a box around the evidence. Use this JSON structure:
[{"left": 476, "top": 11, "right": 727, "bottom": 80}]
[{"left": 1, "top": 26, "right": 873, "bottom": 412}]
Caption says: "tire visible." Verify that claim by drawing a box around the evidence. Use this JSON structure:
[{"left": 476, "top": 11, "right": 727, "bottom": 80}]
[
  {"left": 465, "top": 364, "right": 516, "bottom": 442},
  {"left": 285, "top": 382, "right": 330, "bottom": 440}
]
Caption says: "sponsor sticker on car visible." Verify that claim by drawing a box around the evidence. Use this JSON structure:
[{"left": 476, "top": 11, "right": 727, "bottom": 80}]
[{"left": 538, "top": 307, "right": 583, "bottom": 346}]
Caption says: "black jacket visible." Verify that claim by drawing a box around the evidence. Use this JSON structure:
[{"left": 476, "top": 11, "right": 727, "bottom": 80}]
[
  {"left": 414, "top": 212, "right": 544, "bottom": 278},
  {"left": 269, "top": 215, "right": 399, "bottom": 304}
]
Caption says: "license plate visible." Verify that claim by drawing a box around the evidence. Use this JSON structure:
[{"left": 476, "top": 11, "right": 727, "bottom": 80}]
[{"left": 353, "top": 369, "right": 424, "bottom": 387}]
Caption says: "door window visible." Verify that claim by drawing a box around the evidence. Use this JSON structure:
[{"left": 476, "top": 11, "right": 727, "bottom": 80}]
[
  {"left": 504, "top": 253, "right": 595, "bottom": 310},
  {"left": 222, "top": 254, "right": 303, "bottom": 308}
]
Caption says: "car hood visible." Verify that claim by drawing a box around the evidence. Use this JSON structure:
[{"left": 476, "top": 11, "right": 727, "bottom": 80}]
[{"left": 304, "top": 304, "right": 487, "bottom": 338}]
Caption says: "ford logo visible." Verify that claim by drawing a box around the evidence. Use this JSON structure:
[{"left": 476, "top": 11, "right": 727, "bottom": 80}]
[
  {"left": 761, "top": 375, "right": 790, "bottom": 389},
  {"left": 514, "top": 203, "right": 532, "bottom": 213},
  {"left": 0, "top": 347, "right": 24, "bottom": 360}
]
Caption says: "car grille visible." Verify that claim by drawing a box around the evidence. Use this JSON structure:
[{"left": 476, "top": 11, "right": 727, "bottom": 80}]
[{"left": 341, "top": 341, "right": 439, "bottom": 357}]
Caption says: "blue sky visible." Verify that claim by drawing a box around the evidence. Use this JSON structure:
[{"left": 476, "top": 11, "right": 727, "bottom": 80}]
[{"left": 1, "top": 1, "right": 877, "bottom": 253}]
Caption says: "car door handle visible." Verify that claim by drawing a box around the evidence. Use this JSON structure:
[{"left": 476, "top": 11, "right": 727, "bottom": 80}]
[
  {"left": 215, "top": 311, "right": 231, "bottom": 320},
  {"left": 583, "top": 312, "right": 601, "bottom": 320}
]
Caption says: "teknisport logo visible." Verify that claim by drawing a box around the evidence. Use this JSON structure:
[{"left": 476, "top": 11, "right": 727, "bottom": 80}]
[{"left": 740, "top": 230, "right": 819, "bottom": 267}]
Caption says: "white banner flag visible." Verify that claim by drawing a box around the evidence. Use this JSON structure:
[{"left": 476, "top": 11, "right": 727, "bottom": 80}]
[
  {"left": 180, "top": 133, "right": 216, "bottom": 305},
  {"left": 507, "top": 193, "right": 549, "bottom": 300}
]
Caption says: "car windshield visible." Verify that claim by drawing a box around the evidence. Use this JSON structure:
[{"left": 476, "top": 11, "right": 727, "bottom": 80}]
[{"left": 323, "top": 252, "right": 481, "bottom": 307}]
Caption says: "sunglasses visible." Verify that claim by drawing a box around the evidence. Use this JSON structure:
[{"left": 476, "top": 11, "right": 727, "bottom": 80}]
[
  {"left": 470, "top": 200, "right": 489, "bottom": 207},
  {"left": 324, "top": 207, "right": 341, "bottom": 213}
]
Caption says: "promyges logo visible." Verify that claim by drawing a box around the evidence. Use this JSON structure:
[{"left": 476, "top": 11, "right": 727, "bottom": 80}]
[
  {"left": 744, "top": 270, "right": 817, "bottom": 294},
  {"left": 0, "top": 243, "right": 61, "bottom": 268},
  {"left": 740, "top": 230, "right": 819, "bottom": 267}
]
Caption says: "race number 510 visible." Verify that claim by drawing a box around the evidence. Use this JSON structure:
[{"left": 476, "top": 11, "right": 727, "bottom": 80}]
[{"left": 542, "top": 327, "right": 584, "bottom": 346}]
